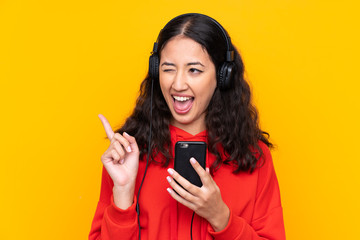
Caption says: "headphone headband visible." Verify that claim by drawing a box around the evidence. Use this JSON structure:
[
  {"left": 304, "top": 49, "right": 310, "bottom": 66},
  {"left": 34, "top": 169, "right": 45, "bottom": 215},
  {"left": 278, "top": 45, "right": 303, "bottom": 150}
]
[
  {"left": 149, "top": 13, "right": 236, "bottom": 90},
  {"left": 153, "top": 13, "right": 234, "bottom": 62}
]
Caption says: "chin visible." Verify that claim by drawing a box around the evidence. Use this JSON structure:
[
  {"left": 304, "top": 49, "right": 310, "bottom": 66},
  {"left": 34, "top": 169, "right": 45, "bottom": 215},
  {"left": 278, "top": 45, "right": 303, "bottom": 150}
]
[
  {"left": 171, "top": 115, "right": 192, "bottom": 125},
  {"left": 174, "top": 118, "right": 193, "bottom": 126}
]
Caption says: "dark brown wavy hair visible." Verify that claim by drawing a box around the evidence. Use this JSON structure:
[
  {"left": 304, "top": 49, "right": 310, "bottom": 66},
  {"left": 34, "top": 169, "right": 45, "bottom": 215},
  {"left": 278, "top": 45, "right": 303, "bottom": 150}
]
[{"left": 116, "top": 13, "right": 272, "bottom": 173}]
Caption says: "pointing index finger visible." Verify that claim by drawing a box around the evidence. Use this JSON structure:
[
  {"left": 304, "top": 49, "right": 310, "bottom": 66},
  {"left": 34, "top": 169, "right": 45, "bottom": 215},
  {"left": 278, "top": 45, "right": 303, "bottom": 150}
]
[{"left": 98, "top": 114, "right": 114, "bottom": 140}]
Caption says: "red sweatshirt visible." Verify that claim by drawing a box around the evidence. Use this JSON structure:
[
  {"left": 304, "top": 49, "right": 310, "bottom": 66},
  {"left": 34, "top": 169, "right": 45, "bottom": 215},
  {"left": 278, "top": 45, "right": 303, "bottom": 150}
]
[{"left": 89, "top": 125, "right": 286, "bottom": 239}]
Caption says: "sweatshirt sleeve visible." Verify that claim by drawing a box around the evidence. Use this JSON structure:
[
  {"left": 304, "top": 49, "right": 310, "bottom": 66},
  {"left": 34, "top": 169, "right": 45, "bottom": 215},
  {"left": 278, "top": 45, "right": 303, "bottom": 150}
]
[
  {"left": 208, "top": 143, "right": 286, "bottom": 240},
  {"left": 89, "top": 167, "right": 139, "bottom": 240}
]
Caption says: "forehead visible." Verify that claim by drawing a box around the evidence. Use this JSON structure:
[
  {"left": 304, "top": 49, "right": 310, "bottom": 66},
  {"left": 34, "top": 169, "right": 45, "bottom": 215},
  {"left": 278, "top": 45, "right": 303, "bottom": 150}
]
[{"left": 160, "top": 36, "right": 211, "bottom": 63}]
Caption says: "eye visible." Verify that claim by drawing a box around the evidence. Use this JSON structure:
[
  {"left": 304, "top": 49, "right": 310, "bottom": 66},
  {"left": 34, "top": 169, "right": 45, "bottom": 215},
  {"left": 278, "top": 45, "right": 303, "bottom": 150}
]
[
  {"left": 189, "top": 68, "right": 203, "bottom": 74},
  {"left": 163, "top": 69, "right": 175, "bottom": 72}
]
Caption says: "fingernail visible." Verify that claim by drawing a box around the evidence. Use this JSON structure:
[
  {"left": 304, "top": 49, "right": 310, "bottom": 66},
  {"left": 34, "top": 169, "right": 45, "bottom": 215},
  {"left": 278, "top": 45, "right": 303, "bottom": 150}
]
[
  {"left": 166, "top": 176, "right": 172, "bottom": 183},
  {"left": 127, "top": 146, "right": 132, "bottom": 152},
  {"left": 120, "top": 159, "right": 124, "bottom": 164},
  {"left": 167, "top": 168, "right": 174, "bottom": 175},
  {"left": 167, "top": 188, "right": 172, "bottom": 194},
  {"left": 190, "top": 157, "right": 196, "bottom": 164},
  {"left": 124, "top": 132, "right": 130, "bottom": 136}
]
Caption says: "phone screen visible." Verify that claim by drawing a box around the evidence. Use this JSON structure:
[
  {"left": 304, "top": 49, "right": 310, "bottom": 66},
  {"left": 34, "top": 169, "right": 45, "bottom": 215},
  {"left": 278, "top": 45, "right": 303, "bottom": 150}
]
[{"left": 174, "top": 141, "right": 207, "bottom": 187}]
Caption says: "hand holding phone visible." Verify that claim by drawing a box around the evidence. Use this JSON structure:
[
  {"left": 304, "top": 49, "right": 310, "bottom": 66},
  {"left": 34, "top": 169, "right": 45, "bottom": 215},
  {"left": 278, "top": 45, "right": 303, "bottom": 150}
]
[{"left": 169, "top": 141, "right": 230, "bottom": 233}]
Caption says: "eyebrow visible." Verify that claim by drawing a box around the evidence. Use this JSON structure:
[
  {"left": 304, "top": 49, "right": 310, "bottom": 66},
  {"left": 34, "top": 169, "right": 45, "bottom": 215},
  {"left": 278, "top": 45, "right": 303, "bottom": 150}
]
[
  {"left": 161, "top": 61, "right": 205, "bottom": 67},
  {"left": 188, "top": 62, "right": 205, "bottom": 67}
]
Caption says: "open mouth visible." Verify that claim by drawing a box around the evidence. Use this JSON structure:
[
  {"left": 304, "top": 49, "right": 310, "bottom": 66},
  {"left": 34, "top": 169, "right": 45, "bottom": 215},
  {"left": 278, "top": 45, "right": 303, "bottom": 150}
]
[{"left": 172, "top": 95, "right": 194, "bottom": 114}]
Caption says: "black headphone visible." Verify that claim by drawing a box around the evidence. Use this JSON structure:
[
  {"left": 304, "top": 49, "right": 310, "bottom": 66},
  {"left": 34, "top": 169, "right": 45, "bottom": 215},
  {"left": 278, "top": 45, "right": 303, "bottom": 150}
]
[{"left": 148, "top": 13, "right": 235, "bottom": 90}]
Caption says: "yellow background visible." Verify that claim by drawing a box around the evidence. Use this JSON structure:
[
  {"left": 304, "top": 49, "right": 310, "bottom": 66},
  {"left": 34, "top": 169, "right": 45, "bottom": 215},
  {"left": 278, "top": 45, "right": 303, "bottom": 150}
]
[{"left": 1, "top": 0, "right": 359, "bottom": 239}]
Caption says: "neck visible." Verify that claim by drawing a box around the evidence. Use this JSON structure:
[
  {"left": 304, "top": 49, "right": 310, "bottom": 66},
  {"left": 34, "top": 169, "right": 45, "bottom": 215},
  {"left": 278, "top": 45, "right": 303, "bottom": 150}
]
[{"left": 170, "top": 121, "right": 206, "bottom": 136}]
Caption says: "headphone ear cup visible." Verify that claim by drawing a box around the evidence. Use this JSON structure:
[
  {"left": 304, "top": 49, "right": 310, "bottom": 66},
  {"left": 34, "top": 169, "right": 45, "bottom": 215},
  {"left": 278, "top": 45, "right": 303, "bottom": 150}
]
[
  {"left": 217, "top": 64, "right": 225, "bottom": 90},
  {"left": 217, "top": 62, "right": 235, "bottom": 90},
  {"left": 149, "top": 53, "right": 159, "bottom": 81}
]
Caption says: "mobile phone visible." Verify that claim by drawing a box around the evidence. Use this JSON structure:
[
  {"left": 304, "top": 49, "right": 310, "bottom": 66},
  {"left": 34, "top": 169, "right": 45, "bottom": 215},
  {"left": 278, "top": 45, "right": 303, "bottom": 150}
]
[{"left": 174, "top": 141, "right": 207, "bottom": 187}]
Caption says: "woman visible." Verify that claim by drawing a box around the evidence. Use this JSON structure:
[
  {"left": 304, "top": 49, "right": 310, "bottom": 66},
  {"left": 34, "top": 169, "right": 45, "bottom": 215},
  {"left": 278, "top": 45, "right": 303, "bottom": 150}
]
[{"left": 89, "top": 13, "right": 285, "bottom": 240}]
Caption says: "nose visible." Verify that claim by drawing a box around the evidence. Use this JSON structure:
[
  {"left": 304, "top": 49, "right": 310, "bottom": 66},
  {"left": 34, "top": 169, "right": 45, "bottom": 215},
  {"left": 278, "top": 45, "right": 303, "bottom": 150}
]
[{"left": 172, "top": 70, "right": 188, "bottom": 91}]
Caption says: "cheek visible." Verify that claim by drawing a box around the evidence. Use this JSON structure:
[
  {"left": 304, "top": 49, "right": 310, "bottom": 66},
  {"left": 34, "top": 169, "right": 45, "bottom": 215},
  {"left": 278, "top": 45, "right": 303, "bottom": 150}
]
[
  {"left": 159, "top": 77, "right": 167, "bottom": 95},
  {"left": 159, "top": 77, "right": 172, "bottom": 103},
  {"left": 198, "top": 79, "right": 217, "bottom": 108},
  {"left": 204, "top": 90, "right": 215, "bottom": 108}
]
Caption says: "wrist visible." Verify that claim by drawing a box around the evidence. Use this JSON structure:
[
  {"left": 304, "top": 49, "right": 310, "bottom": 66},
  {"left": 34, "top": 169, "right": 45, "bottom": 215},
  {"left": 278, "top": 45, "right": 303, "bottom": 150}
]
[
  {"left": 112, "top": 185, "right": 135, "bottom": 210},
  {"left": 209, "top": 204, "right": 230, "bottom": 232}
]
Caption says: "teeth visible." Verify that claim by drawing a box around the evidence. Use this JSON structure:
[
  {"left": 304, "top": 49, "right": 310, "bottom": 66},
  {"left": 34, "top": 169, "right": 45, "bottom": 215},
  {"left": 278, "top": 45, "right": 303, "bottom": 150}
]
[{"left": 173, "top": 96, "right": 192, "bottom": 102}]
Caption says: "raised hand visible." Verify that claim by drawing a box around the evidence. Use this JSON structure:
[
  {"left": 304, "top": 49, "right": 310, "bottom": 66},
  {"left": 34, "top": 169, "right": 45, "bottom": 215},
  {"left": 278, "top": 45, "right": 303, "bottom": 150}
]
[{"left": 98, "top": 114, "right": 140, "bottom": 209}]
